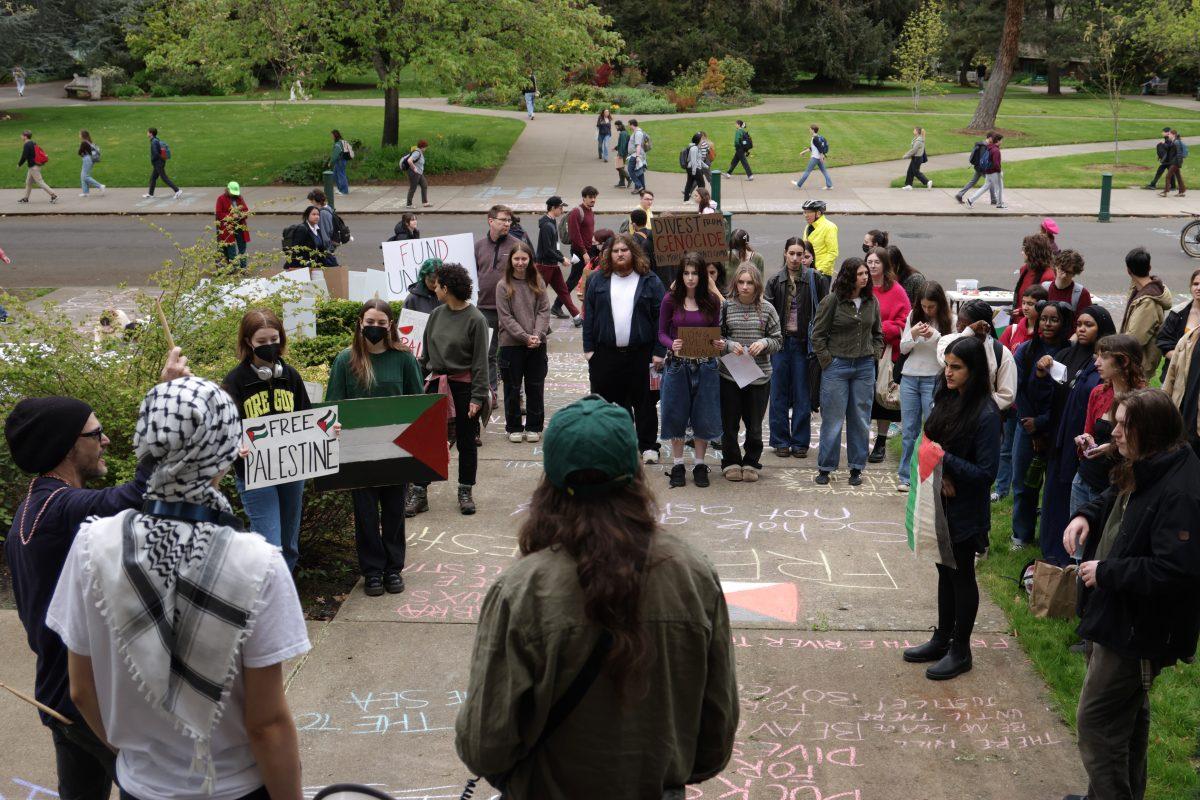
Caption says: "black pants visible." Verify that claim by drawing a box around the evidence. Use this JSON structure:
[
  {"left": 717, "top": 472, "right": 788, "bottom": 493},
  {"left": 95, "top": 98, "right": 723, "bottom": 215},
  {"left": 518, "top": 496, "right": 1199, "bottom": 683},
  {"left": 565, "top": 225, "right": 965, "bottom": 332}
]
[
  {"left": 148, "top": 161, "right": 178, "bottom": 194},
  {"left": 406, "top": 171, "right": 428, "bottom": 204},
  {"left": 421, "top": 379, "right": 479, "bottom": 486},
  {"left": 351, "top": 484, "right": 407, "bottom": 578},
  {"left": 478, "top": 308, "right": 500, "bottom": 392},
  {"left": 50, "top": 719, "right": 116, "bottom": 800},
  {"left": 727, "top": 148, "right": 753, "bottom": 177},
  {"left": 499, "top": 344, "right": 548, "bottom": 432},
  {"left": 589, "top": 344, "right": 657, "bottom": 453},
  {"left": 904, "top": 157, "right": 930, "bottom": 188},
  {"left": 935, "top": 537, "right": 979, "bottom": 648},
  {"left": 720, "top": 379, "right": 769, "bottom": 468},
  {"left": 122, "top": 786, "right": 269, "bottom": 800},
  {"left": 1076, "top": 642, "right": 1159, "bottom": 800},
  {"left": 682, "top": 168, "right": 707, "bottom": 200},
  {"left": 1148, "top": 162, "right": 1169, "bottom": 188}
]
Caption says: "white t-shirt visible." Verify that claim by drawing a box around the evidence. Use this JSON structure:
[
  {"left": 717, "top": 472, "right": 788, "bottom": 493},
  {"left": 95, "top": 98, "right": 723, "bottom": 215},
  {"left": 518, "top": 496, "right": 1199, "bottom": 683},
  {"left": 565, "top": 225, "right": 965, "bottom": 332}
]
[
  {"left": 852, "top": 297, "right": 863, "bottom": 310},
  {"left": 610, "top": 271, "right": 641, "bottom": 347},
  {"left": 47, "top": 533, "right": 311, "bottom": 800},
  {"left": 898, "top": 311, "right": 944, "bottom": 377}
]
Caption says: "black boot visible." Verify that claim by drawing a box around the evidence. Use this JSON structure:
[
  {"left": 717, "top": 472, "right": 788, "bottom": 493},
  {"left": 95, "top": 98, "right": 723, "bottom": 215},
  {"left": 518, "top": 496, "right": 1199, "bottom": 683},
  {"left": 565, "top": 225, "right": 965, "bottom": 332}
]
[
  {"left": 868, "top": 435, "right": 888, "bottom": 463},
  {"left": 903, "top": 630, "right": 950, "bottom": 663},
  {"left": 615, "top": 169, "right": 627, "bottom": 188},
  {"left": 926, "top": 643, "right": 972, "bottom": 680}
]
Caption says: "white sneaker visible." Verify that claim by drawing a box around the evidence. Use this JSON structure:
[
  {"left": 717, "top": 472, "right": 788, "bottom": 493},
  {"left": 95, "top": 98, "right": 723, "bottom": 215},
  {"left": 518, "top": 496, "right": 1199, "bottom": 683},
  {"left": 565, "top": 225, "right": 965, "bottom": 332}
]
[
  {"left": 747, "top": 175, "right": 754, "bottom": 181},
  {"left": 79, "top": 193, "right": 89, "bottom": 197},
  {"left": 642, "top": 449, "right": 659, "bottom": 464},
  {"left": 927, "top": 180, "right": 934, "bottom": 189},
  {"left": 822, "top": 184, "right": 831, "bottom": 190},
  {"left": 142, "top": 193, "right": 153, "bottom": 198},
  {"left": 902, "top": 185, "right": 913, "bottom": 191},
  {"left": 98, "top": 185, "right": 106, "bottom": 193},
  {"left": 173, "top": 190, "right": 183, "bottom": 199},
  {"left": 524, "top": 431, "right": 541, "bottom": 443},
  {"left": 508, "top": 432, "right": 523, "bottom": 443}
]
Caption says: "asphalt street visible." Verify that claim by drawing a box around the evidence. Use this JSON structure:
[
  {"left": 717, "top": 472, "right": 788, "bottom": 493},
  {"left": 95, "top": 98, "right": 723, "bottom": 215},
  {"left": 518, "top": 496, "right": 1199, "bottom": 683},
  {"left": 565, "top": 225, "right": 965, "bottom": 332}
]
[{"left": 2, "top": 213, "right": 1197, "bottom": 296}]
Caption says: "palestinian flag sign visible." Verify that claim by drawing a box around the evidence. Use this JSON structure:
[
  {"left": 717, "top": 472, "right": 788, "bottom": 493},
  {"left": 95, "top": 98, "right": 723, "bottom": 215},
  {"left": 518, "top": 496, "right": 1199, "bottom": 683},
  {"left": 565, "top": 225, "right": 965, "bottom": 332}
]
[
  {"left": 313, "top": 394, "right": 450, "bottom": 491},
  {"left": 905, "top": 435, "right": 957, "bottom": 568}
]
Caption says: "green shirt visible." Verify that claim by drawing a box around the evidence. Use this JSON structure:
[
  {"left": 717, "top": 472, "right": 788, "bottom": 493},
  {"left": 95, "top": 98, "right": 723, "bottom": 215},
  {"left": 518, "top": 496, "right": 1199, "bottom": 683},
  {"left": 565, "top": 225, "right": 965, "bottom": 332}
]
[
  {"left": 324, "top": 347, "right": 422, "bottom": 401},
  {"left": 419, "top": 303, "right": 491, "bottom": 406},
  {"left": 1097, "top": 494, "right": 1129, "bottom": 561},
  {"left": 454, "top": 531, "right": 738, "bottom": 799}
]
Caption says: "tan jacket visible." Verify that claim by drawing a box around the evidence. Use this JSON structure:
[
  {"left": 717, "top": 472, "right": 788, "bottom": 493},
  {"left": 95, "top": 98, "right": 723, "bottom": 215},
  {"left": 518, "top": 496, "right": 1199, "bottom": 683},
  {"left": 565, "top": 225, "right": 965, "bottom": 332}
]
[
  {"left": 1163, "top": 326, "right": 1199, "bottom": 436},
  {"left": 1119, "top": 277, "right": 1173, "bottom": 374}
]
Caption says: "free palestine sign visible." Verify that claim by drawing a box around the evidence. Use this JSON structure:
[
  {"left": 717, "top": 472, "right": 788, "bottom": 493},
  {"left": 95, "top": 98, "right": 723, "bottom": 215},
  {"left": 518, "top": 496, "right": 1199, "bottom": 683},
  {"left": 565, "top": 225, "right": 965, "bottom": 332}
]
[{"left": 242, "top": 409, "right": 340, "bottom": 490}]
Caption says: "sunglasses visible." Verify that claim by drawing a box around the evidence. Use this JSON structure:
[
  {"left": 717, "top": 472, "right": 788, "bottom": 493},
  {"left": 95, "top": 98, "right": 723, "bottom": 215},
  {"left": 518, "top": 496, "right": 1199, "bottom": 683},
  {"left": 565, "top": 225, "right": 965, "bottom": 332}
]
[{"left": 79, "top": 427, "right": 104, "bottom": 440}]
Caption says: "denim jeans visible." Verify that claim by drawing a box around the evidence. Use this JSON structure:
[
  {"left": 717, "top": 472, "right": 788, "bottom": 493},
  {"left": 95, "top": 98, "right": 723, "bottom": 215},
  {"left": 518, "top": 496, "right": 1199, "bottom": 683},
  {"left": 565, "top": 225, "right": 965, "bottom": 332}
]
[
  {"left": 1010, "top": 425, "right": 1038, "bottom": 543},
  {"left": 629, "top": 158, "right": 646, "bottom": 191},
  {"left": 818, "top": 356, "right": 874, "bottom": 472},
  {"left": 660, "top": 357, "right": 722, "bottom": 441},
  {"left": 796, "top": 156, "right": 832, "bottom": 188},
  {"left": 1070, "top": 473, "right": 1103, "bottom": 522},
  {"left": 768, "top": 336, "right": 812, "bottom": 449},
  {"left": 332, "top": 158, "right": 349, "bottom": 194},
  {"left": 598, "top": 134, "right": 610, "bottom": 161},
  {"left": 994, "top": 411, "right": 1017, "bottom": 497},
  {"left": 524, "top": 92, "right": 536, "bottom": 117},
  {"left": 236, "top": 477, "right": 305, "bottom": 572},
  {"left": 957, "top": 169, "right": 996, "bottom": 202},
  {"left": 898, "top": 373, "right": 937, "bottom": 483},
  {"left": 80, "top": 155, "right": 102, "bottom": 193},
  {"left": 969, "top": 172, "right": 1003, "bottom": 205},
  {"left": 223, "top": 238, "right": 248, "bottom": 270}
]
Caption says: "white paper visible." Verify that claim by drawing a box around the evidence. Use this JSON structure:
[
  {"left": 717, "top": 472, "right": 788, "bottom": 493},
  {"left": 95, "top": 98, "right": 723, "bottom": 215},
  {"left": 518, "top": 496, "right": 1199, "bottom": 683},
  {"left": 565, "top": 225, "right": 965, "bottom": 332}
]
[
  {"left": 992, "top": 308, "right": 1011, "bottom": 330},
  {"left": 241, "top": 409, "right": 340, "bottom": 489},
  {"left": 397, "top": 308, "right": 430, "bottom": 360},
  {"left": 381, "top": 232, "right": 477, "bottom": 303},
  {"left": 1049, "top": 360, "right": 1068, "bottom": 383},
  {"left": 303, "top": 381, "right": 325, "bottom": 405},
  {"left": 347, "top": 270, "right": 369, "bottom": 302},
  {"left": 364, "top": 269, "right": 393, "bottom": 300},
  {"left": 720, "top": 350, "right": 766, "bottom": 389}
]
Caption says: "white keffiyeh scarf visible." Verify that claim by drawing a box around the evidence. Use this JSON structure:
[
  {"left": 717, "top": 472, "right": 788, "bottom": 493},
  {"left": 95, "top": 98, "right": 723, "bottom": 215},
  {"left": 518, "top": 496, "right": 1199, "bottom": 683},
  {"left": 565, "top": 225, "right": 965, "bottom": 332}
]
[{"left": 78, "top": 378, "right": 275, "bottom": 792}]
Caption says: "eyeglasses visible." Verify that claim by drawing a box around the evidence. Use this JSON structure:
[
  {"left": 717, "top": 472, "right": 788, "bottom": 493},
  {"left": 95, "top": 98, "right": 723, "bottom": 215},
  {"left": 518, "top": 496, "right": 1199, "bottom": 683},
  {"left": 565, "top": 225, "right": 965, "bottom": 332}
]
[
  {"left": 79, "top": 428, "right": 104, "bottom": 440},
  {"left": 491, "top": 217, "right": 513, "bottom": 224}
]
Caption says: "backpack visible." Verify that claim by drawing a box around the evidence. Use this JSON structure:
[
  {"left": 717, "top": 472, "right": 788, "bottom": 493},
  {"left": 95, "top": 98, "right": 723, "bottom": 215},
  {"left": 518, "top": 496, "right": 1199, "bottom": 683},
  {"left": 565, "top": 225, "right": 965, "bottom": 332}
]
[
  {"left": 33, "top": 144, "right": 49, "bottom": 165},
  {"left": 969, "top": 141, "right": 986, "bottom": 168},
  {"left": 742, "top": 130, "right": 753, "bottom": 151},
  {"left": 399, "top": 151, "right": 414, "bottom": 172},
  {"left": 89, "top": 143, "right": 101, "bottom": 162},
  {"left": 1180, "top": 141, "right": 1190, "bottom": 159},
  {"left": 679, "top": 146, "right": 691, "bottom": 171},
  {"left": 157, "top": 141, "right": 171, "bottom": 160},
  {"left": 814, "top": 135, "right": 829, "bottom": 155},
  {"left": 1042, "top": 280, "right": 1083, "bottom": 310},
  {"left": 332, "top": 212, "right": 352, "bottom": 245},
  {"left": 282, "top": 224, "right": 303, "bottom": 249},
  {"left": 977, "top": 145, "right": 992, "bottom": 172},
  {"left": 558, "top": 209, "right": 573, "bottom": 246},
  {"left": 640, "top": 130, "right": 652, "bottom": 152},
  {"left": 341, "top": 139, "right": 354, "bottom": 160}
]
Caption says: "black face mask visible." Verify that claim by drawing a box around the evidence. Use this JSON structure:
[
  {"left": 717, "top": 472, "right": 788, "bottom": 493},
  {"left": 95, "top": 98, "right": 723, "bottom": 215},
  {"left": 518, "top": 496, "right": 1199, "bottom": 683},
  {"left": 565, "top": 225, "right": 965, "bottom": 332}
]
[
  {"left": 862, "top": 243, "right": 871, "bottom": 253},
  {"left": 253, "top": 342, "right": 281, "bottom": 363},
  {"left": 362, "top": 325, "right": 388, "bottom": 344}
]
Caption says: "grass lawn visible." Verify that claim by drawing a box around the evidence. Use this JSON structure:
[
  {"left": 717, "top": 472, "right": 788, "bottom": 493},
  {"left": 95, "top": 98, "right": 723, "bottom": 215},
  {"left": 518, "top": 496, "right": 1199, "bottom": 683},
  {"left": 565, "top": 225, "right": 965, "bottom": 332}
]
[
  {"left": 772, "top": 80, "right": 983, "bottom": 97},
  {"left": 914, "top": 147, "right": 1167, "bottom": 189},
  {"left": 0, "top": 105, "right": 523, "bottom": 188},
  {"left": 808, "top": 94, "right": 1200, "bottom": 121},
  {"left": 976, "top": 498, "right": 1200, "bottom": 800},
  {"left": 641, "top": 111, "right": 1187, "bottom": 174}
]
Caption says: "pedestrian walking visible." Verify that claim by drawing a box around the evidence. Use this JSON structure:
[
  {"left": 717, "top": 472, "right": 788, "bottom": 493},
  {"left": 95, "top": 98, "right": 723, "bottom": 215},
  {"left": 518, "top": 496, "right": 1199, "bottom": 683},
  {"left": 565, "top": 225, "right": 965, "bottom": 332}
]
[
  {"left": 719, "top": 264, "right": 782, "bottom": 481},
  {"left": 811, "top": 257, "right": 883, "bottom": 486},
  {"left": 12, "top": 65, "right": 26, "bottom": 96},
  {"left": 795, "top": 124, "right": 832, "bottom": 190},
  {"left": 1143, "top": 128, "right": 1173, "bottom": 190},
  {"left": 557, "top": 187, "right": 597, "bottom": 319},
  {"left": 1160, "top": 128, "right": 1187, "bottom": 197},
  {"left": 582, "top": 233, "right": 667, "bottom": 461},
  {"left": 627, "top": 119, "right": 648, "bottom": 193},
  {"left": 0, "top": 244, "right": 11, "bottom": 323},
  {"left": 897, "top": 281, "right": 952, "bottom": 492},
  {"left": 284, "top": 206, "right": 337, "bottom": 269},
  {"left": 1118, "top": 247, "right": 1172, "bottom": 376},
  {"left": 403, "top": 139, "right": 432, "bottom": 207},
  {"left": 410, "top": 263, "right": 492, "bottom": 516},
  {"left": 967, "top": 132, "right": 1005, "bottom": 208},
  {"left": 45, "top": 377, "right": 310, "bottom": 800},
  {"left": 902, "top": 335, "right": 1000, "bottom": 680},
  {"left": 536, "top": 196, "right": 584, "bottom": 327},
  {"left": 497, "top": 242, "right": 551, "bottom": 442},
  {"left": 475, "top": 204, "right": 519, "bottom": 393},
  {"left": 682, "top": 133, "right": 708, "bottom": 202},
  {"left": 725, "top": 119, "right": 754, "bottom": 180},
  {"left": 387, "top": 212, "right": 421, "bottom": 242},
  {"left": 901, "top": 126, "right": 932, "bottom": 190},
  {"left": 1043, "top": 249, "right": 1092, "bottom": 313},
  {"left": 1062, "top": 389, "right": 1200, "bottom": 800},
  {"left": 405, "top": 257, "right": 443, "bottom": 315},
  {"left": 726, "top": 229, "right": 765, "bottom": 279},
  {"left": 955, "top": 135, "right": 996, "bottom": 204},
  {"left": 142, "top": 127, "right": 181, "bottom": 199},
  {"left": 223, "top": 309, "right": 322, "bottom": 571},
  {"left": 596, "top": 108, "right": 613, "bottom": 162},
  {"left": 523, "top": 70, "right": 538, "bottom": 120},
  {"left": 764, "top": 238, "right": 828, "bottom": 458},
  {"left": 866, "top": 246, "right": 911, "bottom": 464},
  {"left": 77, "top": 130, "right": 104, "bottom": 197},
  {"left": 326, "top": 300, "right": 423, "bottom": 593},
  {"left": 17, "top": 130, "right": 57, "bottom": 204},
  {"left": 454, "top": 394, "right": 738, "bottom": 800},
  {"left": 330, "top": 129, "right": 352, "bottom": 195},
  {"left": 659, "top": 252, "right": 724, "bottom": 488},
  {"left": 801, "top": 199, "right": 838, "bottom": 277},
  {"left": 215, "top": 181, "right": 251, "bottom": 269},
  {"left": 613, "top": 120, "right": 630, "bottom": 187}
]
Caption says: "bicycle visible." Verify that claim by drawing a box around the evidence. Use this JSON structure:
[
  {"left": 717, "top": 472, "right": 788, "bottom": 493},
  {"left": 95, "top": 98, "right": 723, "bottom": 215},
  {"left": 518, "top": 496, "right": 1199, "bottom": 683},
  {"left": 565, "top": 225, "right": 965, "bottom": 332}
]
[{"left": 1183, "top": 213, "right": 1200, "bottom": 258}]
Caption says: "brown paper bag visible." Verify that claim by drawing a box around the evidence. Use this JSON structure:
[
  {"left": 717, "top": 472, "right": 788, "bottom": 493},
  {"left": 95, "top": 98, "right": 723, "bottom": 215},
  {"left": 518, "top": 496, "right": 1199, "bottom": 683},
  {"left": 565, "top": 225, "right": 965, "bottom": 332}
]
[
  {"left": 1029, "top": 560, "right": 1078, "bottom": 619},
  {"left": 323, "top": 266, "right": 350, "bottom": 299}
]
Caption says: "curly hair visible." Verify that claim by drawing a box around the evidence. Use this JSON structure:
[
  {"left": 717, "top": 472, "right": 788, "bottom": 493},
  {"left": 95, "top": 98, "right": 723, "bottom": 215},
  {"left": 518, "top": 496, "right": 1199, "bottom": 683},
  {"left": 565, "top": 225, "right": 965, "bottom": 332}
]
[
  {"left": 1053, "top": 248, "right": 1085, "bottom": 277},
  {"left": 435, "top": 262, "right": 473, "bottom": 302},
  {"left": 1096, "top": 334, "right": 1146, "bottom": 392},
  {"left": 1022, "top": 234, "right": 1054, "bottom": 274},
  {"left": 832, "top": 257, "right": 872, "bottom": 301},
  {"left": 599, "top": 233, "right": 650, "bottom": 276}
]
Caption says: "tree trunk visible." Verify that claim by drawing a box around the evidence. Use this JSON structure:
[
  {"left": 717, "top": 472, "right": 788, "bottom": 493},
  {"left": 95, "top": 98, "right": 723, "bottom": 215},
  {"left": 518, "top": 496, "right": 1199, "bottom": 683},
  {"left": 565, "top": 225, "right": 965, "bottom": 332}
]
[
  {"left": 968, "top": 0, "right": 1025, "bottom": 131},
  {"left": 1043, "top": 0, "right": 1060, "bottom": 96},
  {"left": 958, "top": 61, "right": 969, "bottom": 87},
  {"left": 382, "top": 86, "right": 399, "bottom": 148}
]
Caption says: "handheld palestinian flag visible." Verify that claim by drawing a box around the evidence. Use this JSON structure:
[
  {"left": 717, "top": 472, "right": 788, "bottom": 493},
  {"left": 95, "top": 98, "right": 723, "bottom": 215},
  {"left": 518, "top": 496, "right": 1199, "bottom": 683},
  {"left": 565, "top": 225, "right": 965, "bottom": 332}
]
[
  {"left": 313, "top": 394, "right": 449, "bottom": 491},
  {"left": 905, "top": 435, "right": 957, "bottom": 568}
]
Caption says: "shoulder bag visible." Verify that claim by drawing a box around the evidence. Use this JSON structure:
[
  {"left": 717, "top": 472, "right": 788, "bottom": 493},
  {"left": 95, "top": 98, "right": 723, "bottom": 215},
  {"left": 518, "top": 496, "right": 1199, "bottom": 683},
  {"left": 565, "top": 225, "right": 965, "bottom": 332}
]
[{"left": 875, "top": 343, "right": 900, "bottom": 410}]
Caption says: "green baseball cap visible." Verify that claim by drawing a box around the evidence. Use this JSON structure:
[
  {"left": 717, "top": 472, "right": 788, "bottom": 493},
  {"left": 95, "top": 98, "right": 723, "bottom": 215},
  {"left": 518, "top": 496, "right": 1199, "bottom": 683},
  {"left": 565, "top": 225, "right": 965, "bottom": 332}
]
[
  {"left": 226, "top": 181, "right": 241, "bottom": 196},
  {"left": 543, "top": 394, "right": 639, "bottom": 497}
]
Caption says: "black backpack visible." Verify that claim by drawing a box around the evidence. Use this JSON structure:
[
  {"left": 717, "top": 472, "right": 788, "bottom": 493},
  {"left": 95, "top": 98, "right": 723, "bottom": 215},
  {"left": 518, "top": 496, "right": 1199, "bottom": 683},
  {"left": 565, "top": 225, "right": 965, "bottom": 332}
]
[
  {"left": 679, "top": 146, "right": 690, "bottom": 170},
  {"left": 742, "top": 130, "right": 753, "bottom": 151},
  {"left": 281, "top": 224, "right": 303, "bottom": 249},
  {"left": 332, "top": 212, "right": 351, "bottom": 245},
  {"left": 969, "top": 141, "right": 987, "bottom": 168}
]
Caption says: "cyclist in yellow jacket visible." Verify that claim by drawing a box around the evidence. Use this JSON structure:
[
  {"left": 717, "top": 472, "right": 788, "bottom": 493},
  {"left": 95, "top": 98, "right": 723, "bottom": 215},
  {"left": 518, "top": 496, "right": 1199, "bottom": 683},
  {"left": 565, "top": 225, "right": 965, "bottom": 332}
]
[{"left": 802, "top": 200, "right": 839, "bottom": 277}]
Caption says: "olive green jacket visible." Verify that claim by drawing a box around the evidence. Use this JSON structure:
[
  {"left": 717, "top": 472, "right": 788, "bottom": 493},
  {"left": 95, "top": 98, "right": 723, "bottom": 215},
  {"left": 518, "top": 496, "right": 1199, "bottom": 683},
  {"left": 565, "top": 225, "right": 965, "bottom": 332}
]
[{"left": 811, "top": 292, "right": 884, "bottom": 368}]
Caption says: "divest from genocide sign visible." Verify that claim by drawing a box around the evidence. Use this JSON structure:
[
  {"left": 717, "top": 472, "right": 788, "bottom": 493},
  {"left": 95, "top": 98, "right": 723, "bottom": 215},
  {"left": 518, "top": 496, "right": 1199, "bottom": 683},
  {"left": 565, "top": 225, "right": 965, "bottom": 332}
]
[
  {"left": 242, "top": 408, "right": 341, "bottom": 490},
  {"left": 650, "top": 213, "right": 727, "bottom": 268}
]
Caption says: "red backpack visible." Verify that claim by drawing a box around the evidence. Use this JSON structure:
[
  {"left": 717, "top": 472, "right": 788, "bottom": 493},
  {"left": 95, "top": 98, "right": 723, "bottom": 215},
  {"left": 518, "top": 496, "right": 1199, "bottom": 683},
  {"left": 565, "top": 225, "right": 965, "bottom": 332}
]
[{"left": 33, "top": 144, "right": 49, "bottom": 165}]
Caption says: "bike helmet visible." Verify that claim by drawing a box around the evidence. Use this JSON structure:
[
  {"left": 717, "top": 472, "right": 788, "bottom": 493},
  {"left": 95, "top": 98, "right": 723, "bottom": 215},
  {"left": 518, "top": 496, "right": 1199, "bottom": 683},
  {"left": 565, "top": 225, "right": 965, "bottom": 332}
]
[{"left": 802, "top": 199, "right": 826, "bottom": 213}]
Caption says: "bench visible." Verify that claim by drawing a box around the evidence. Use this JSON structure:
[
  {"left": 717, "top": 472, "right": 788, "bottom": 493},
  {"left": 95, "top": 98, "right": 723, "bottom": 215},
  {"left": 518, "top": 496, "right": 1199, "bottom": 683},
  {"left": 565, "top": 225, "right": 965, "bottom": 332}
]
[
  {"left": 1141, "top": 77, "right": 1169, "bottom": 96},
  {"left": 64, "top": 73, "right": 102, "bottom": 100}
]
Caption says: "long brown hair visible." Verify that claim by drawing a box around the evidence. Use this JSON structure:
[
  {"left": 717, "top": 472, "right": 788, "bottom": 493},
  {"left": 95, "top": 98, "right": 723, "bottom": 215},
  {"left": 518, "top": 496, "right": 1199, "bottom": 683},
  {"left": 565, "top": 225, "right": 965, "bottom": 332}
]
[
  {"left": 1096, "top": 334, "right": 1146, "bottom": 394},
  {"left": 911, "top": 281, "right": 951, "bottom": 334},
  {"left": 866, "top": 246, "right": 895, "bottom": 291},
  {"left": 1022, "top": 234, "right": 1054, "bottom": 274},
  {"left": 599, "top": 232, "right": 650, "bottom": 276},
  {"left": 502, "top": 240, "right": 544, "bottom": 299},
  {"left": 669, "top": 252, "right": 721, "bottom": 321},
  {"left": 1111, "top": 389, "right": 1184, "bottom": 494},
  {"left": 350, "top": 299, "right": 398, "bottom": 389},
  {"left": 236, "top": 308, "right": 287, "bottom": 361},
  {"left": 519, "top": 470, "right": 659, "bottom": 696}
]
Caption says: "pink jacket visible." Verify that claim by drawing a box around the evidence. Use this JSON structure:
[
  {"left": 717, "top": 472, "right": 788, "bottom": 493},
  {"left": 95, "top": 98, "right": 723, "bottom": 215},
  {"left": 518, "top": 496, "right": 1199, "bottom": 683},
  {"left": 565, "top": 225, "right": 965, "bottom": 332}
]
[{"left": 875, "top": 280, "right": 912, "bottom": 361}]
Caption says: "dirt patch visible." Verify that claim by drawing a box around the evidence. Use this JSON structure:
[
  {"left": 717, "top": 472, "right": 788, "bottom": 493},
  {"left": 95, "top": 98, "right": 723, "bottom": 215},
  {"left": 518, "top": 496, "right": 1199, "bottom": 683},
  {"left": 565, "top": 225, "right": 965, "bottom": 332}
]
[
  {"left": 1083, "top": 163, "right": 1150, "bottom": 173},
  {"left": 953, "top": 126, "right": 1029, "bottom": 139}
]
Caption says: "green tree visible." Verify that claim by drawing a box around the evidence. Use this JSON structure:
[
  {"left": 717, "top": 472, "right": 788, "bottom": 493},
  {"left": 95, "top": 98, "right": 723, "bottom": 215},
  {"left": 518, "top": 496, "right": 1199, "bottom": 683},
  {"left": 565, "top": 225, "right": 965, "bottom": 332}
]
[
  {"left": 1083, "top": 3, "right": 1143, "bottom": 162},
  {"left": 893, "top": 0, "right": 949, "bottom": 109},
  {"left": 940, "top": 0, "right": 1004, "bottom": 85},
  {"left": 967, "top": 0, "right": 1024, "bottom": 131},
  {"left": 1023, "top": 0, "right": 1088, "bottom": 95},
  {"left": 1135, "top": 0, "right": 1200, "bottom": 73}
]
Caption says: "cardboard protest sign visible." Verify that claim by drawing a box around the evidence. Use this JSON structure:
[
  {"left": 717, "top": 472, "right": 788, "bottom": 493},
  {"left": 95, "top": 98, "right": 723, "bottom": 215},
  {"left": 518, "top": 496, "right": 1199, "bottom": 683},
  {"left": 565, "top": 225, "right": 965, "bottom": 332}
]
[
  {"left": 242, "top": 409, "right": 340, "bottom": 490},
  {"left": 314, "top": 394, "right": 450, "bottom": 490},
  {"left": 678, "top": 326, "right": 722, "bottom": 358},
  {"left": 382, "top": 233, "right": 477, "bottom": 303},
  {"left": 650, "top": 214, "right": 727, "bottom": 268},
  {"left": 397, "top": 308, "right": 429, "bottom": 360}
]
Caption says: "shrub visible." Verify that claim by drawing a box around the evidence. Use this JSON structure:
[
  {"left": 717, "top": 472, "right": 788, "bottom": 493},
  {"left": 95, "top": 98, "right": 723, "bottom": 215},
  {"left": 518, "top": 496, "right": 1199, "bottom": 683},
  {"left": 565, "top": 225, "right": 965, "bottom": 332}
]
[
  {"left": 112, "top": 84, "right": 143, "bottom": 98},
  {"left": 276, "top": 156, "right": 328, "bottom": 185},
  {"left": 666, "top": 85, "right": 700, "bottom": 112},
  {"left": 93, "top": 66, "right": 129, "bottom": 96},
  {"left": 718, "top": 56, "right": 755, "bottom": 96},
  {"left": 673, "top": 56, "right": 755, "bottom": 98}
]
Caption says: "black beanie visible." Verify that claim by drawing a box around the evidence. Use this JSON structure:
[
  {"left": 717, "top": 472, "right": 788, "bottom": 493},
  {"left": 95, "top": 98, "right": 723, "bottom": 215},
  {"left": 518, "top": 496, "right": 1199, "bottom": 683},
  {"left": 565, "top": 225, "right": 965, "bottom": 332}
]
[{"left": 5, "top": 397, "right": 94, "bottom": 474}]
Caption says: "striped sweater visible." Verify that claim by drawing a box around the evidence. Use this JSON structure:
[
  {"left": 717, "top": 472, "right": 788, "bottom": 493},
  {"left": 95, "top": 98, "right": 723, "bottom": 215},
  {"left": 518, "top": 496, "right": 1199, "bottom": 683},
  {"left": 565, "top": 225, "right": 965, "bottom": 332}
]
[{"left": 719, "top": 299, "right": 783, "bottom": 384}]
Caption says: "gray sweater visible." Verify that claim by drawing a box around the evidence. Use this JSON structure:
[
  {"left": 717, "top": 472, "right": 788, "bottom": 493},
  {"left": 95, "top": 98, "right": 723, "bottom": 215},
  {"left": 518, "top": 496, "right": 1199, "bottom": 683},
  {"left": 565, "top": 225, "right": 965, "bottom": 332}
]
[
  {"left": 719, "top": 299, "right": 782, "bottom": 384},
  {"left": 419, "top": 304, "right": 491, "bottom": 405},
  {"left": 496, "top": 278, "right": 551, "bottom": 347}
]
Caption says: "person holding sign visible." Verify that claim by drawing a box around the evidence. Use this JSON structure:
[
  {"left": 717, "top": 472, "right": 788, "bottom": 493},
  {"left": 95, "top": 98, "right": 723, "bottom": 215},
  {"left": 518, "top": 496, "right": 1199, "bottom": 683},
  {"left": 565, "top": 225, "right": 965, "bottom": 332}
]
[
  {"left": 411, "top": 263, "right": 491, "bottom": 517},
  {"left": 718, "top": 264, "right": 782, "bottom": 482},
  {"left": 223, "top": 309, "right": 316, "bottom": 572},
  {"left": 658, "top": 252, "right": 725, "bottom": 489},
  {"left": 326, "top": 300, "right": 423, "bottom": 597},
  {"left": 811, "top": 258, "right": 883, "bottom": 487},
  {"left": 497, "top": 242, "right": 551, "bottom": 443}
]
